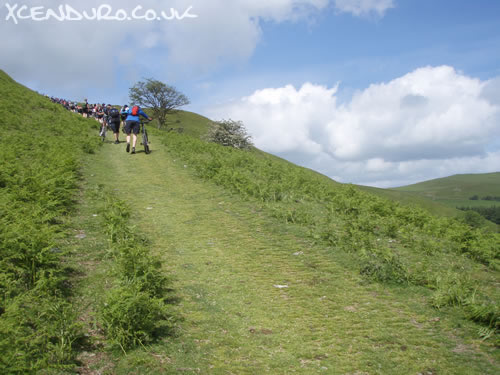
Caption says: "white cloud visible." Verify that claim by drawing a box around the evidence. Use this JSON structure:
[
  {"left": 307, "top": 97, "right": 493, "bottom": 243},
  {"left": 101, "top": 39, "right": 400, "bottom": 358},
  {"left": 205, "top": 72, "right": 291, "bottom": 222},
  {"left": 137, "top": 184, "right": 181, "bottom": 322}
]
[
  {"left": 0, "top": 1, "right": 328, "bottom": 86},
  {"left": 327, "top": 66, "right": 497, "bottom": 162},
  {"left": 211, "top": 83, "right": 338, "bottom": 154},
  {"left": 334, "top": 0, "right": 395, "bottom": 17},
  {"left": 0, "top": 0, "right": 394, "bottom": 92},
  {"left": 0, "top": 0, "right": 144, "bottom": 90},
  {"left": 209, "top": 66, "right": 500, "bottom": 187}
]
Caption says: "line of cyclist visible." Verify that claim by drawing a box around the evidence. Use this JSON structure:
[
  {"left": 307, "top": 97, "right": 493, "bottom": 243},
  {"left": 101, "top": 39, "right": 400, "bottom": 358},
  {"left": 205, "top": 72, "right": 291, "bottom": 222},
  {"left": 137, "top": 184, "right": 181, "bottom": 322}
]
[{"left": 49, "top": 97, "right": 153, "bottom": 154}]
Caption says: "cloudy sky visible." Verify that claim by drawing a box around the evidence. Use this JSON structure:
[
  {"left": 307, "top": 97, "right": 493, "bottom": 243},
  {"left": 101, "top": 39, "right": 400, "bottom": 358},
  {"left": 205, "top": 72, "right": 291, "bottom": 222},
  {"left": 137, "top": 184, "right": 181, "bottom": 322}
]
[{"left": 1, "top": 0, "right": 499, "bottom": 187}]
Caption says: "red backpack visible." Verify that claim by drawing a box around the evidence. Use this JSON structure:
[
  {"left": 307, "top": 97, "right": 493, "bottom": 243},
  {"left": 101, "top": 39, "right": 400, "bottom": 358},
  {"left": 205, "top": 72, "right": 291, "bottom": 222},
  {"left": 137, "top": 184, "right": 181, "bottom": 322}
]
[{"left": 131, "top": 105, "right": 140, "bottom": 116}]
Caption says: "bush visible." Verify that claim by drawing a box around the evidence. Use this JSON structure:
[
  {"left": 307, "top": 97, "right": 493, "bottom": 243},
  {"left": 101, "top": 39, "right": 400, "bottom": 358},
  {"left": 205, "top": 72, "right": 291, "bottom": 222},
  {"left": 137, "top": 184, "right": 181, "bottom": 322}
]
[
  {"left": 359, "top": 248, "right": 408, "bottom": 284},
  {"left": 205, "top": 119, "right": 253, "bottom": 149},
  {"left": 458, "top": 206, "right": 500, "bottom": 226},
  {"left": 431, "top": 272, "right": 475, "bottom": 309},
  {"left": 0, "top": 291, "right": 83, "bottom": 372},
  {"left": 462, "top": 210, "right": 487, "bottom": 228},
  {"left": 100, "top": 284, "right": 174, "bottom": 351}
]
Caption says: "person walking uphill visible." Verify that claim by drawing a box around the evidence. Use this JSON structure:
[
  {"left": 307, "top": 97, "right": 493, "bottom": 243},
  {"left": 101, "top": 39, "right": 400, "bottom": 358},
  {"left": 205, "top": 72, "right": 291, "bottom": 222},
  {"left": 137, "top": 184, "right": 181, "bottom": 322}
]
[
  {"left": 120, "top": 105, "right": 129, "bottom": 132},
  {"left": 124, "top": 105, "right": 153, "bottom": 154},
  {"left": 107, "top": 105, "right": 122, "bottom": 144}
]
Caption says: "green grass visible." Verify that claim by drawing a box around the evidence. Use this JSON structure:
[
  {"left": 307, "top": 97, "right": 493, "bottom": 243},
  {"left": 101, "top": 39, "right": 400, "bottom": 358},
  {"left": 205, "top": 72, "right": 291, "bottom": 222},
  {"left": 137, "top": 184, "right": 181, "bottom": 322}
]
[
  {"left": 392, "top": 173, "right": 500, "bottom": 208},
  {"left": 155, "top": 105, "right": 488, "bottom": 225},
  {"left": 158, "top": 129, "right": 499, "bottom": 330},
  {"left": 80, "top": 134, "right": 499, "bottom": 374},
  {"left": 160, "top": 110, "right": 212, "bottom": 138},
  {"left": 359, "top": 184, "right": 464, "bottom": 218}
]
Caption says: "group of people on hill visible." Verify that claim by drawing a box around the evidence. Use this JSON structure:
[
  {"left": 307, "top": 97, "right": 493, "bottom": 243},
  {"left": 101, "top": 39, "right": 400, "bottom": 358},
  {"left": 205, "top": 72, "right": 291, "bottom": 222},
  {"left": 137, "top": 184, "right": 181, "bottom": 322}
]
[{"left": 49, "top": 96, "right": 153, "bottom": 154}]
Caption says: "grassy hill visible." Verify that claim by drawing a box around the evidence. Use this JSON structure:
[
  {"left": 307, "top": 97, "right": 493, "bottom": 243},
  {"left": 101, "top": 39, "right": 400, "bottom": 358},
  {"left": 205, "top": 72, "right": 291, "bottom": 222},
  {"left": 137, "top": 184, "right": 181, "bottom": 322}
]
[
  {"left": 167, "top": 110, "right": 469, "bottom": 221},
  {"left": 391, "top": 173, "right": 500, "bottom": 208},
  {"left": 1, "top": 70, "right": 499, "bottom": 373},
  {"left": 159, "top": 109, "right": 212, "bottom": 139},
  {"left": 358, "top": 184, "right": 464, "bottom": 218},
  {"left": 163, "top": 108, "right": 497, "bottom": 217},
  {"left": 0, "top": 69, "right": 102, "bottom": 371}
]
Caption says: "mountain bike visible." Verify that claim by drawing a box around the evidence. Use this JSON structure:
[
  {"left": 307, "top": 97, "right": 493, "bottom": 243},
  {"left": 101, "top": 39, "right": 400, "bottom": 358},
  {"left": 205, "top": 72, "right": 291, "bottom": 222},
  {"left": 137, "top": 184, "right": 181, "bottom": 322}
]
[{"left": 140, "top": 120, "right": 151, "bottom": 154}]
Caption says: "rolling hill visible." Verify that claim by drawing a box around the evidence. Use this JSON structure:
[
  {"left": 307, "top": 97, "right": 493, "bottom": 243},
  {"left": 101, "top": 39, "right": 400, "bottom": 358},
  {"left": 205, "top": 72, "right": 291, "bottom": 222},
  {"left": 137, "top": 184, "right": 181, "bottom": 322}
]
[{"left": 392, "top": 173, "right": 500, "bottom": 207}]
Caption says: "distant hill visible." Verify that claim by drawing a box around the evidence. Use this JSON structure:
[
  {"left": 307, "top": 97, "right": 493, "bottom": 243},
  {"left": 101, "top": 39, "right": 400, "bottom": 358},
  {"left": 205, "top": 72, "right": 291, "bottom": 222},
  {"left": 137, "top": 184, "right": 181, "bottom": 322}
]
[
  {"left": 357, "top": 185, "right": 463, "bottom": 218},
  {"left": 390, "top": 173, "right": 500, "bottom": 209}
]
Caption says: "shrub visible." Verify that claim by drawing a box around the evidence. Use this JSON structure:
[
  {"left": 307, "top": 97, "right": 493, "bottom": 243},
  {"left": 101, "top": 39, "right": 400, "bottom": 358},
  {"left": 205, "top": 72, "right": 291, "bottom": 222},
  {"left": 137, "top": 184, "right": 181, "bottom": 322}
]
[
  {"left": 466, "top": 301, "right": 499, "bottom": 330},
  {"left": 431, "top": 273, "right": 475, "bottom": 309},
  {"left": 462, "top": 210, "right": 488, "bottom": 228},
  {"left": 359, "top": 246, "right": 409, "bottom": 284},
  {"left": 205, "top": 119, "right": 253, "bottom": 149},
  {"left": 0, "top": 291, "right": 83, "bottom": 372},
  {"left": 99, "top": 284, "right": 174, "bottom": 351}
]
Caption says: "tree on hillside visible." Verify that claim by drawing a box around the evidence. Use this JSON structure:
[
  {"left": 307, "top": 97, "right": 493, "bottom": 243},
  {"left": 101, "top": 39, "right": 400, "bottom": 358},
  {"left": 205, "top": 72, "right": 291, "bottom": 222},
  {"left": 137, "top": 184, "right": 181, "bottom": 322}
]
[
  {"left": 129, "top": 78, "right": 190, "bottom": 129},
  {"left": 205, "top": 119, "right": 253, "bottom": 149}
]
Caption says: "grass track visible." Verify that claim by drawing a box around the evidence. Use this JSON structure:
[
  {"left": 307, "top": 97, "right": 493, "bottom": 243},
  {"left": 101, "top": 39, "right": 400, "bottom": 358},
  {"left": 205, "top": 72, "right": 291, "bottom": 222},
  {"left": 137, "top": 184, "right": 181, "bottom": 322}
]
[{"left": 79, "top": 134, "right": 498, "bottom": 374}]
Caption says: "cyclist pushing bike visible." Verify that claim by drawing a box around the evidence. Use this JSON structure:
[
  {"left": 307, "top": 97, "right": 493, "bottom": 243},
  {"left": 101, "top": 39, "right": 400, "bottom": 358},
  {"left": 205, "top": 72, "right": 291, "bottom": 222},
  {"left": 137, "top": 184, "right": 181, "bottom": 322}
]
[{"left": 124, "top": 105, "right": 153, "bottom": 154}]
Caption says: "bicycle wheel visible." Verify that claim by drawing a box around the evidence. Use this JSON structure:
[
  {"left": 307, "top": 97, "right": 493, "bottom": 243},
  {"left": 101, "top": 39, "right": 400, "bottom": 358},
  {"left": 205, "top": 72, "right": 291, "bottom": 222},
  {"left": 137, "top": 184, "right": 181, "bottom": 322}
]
[
  {"left": 100, "top": 125, "right": 106, "bottom": 142},
  {"left": 143, "top": 128, "right": 150, "bottom": 154}
]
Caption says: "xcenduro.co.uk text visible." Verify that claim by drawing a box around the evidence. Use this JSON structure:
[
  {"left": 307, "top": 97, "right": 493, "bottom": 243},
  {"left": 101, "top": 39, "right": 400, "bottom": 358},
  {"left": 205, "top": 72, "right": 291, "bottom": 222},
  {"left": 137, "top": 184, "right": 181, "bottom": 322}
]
[{"left": 4, "top": 3, "right": 198, "bottom": 24}]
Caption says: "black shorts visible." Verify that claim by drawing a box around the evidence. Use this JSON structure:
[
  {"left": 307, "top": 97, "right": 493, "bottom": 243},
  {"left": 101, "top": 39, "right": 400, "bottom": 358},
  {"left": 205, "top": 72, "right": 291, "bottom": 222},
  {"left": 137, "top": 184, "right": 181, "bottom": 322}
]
[
  {"left": 109, "top": 121, "right": 120, "bottom": 133},
  {"left": 124, "top": 120, "right": 140, "bottom": 135}
]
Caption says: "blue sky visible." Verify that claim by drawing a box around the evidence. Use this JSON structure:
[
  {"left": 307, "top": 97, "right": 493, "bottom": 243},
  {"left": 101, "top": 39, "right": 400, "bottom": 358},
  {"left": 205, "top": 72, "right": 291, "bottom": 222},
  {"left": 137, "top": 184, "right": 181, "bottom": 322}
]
[
  {"left": 1, "top": 0, "right": 499, "bottom": 186},
  {"left": 194, "top": 0, "right": 500, "bottom": 110}
]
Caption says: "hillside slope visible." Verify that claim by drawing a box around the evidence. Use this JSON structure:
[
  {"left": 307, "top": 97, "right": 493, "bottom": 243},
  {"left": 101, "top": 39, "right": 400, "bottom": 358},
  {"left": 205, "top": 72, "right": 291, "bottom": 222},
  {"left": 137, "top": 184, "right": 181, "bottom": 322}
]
[
  {"left": 82, "top": 132, "right": 498, "bottom": 374},
  {"left": 167, "top": 110, "right": 473, "bottom": 220},
  {"left": 358, "top": 184, "right": 464, "bottom": 218},
  {"left": 158, "top": 109, "right": 212, "bottom": 138},
  {"left": 0, "top": 69, "right": 101, "bottom": 371},
  {"left": 392, "top": 173, "right": 500, "bottom": 208}
]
